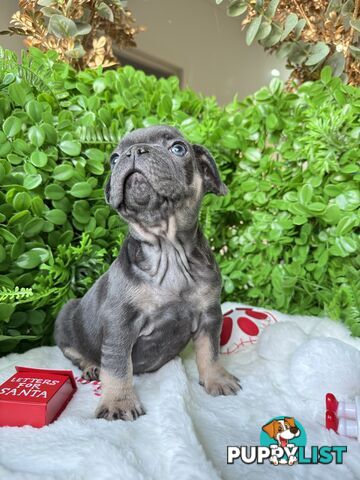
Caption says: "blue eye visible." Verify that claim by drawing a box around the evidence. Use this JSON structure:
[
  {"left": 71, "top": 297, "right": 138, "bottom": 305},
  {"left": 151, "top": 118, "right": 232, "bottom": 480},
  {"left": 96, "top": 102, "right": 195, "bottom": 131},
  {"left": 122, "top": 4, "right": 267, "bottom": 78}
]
[
  {"left": 110, "top": 153, "right": 119, "bottom": 167},
  {"left": 170, "top": 142, "right": 187, "bottom": 157}
]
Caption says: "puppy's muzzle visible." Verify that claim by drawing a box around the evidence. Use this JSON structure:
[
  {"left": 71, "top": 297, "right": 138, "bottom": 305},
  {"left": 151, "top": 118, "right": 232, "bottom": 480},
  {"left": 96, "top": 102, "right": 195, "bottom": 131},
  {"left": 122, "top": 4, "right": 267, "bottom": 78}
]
[
  {"left": 124, "top": 171, "right": 152, "bottom": 205},
  {"left": 111, "top": 144, "right": 184, "bottom": 209}
]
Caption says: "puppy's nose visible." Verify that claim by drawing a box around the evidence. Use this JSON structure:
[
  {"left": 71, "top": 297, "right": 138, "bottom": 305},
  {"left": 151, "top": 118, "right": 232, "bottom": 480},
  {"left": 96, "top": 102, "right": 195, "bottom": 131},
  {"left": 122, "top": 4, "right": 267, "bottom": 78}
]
[
  {"left": 125, "top": 146, "right": 149, "bottom": 157},
  {"left": 137, "top": 146, "right": 148, "bottom": 155},
  {"left": 290, "top": 427, "right": 298, "bottom": 434}
]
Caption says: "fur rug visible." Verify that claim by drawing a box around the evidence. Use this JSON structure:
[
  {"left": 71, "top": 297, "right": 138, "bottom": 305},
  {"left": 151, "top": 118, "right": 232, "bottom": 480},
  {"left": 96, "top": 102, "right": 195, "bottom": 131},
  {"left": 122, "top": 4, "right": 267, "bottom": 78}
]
[{"left": 0, "top": 303, "right": 359, "bottom": 480}]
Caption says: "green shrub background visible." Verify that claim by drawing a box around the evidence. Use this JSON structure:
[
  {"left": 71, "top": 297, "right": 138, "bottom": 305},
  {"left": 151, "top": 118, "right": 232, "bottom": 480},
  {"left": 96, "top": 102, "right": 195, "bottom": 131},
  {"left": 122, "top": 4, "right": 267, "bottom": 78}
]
[{"left": 0, "top": 48, "right": 359, "bottom": 355}]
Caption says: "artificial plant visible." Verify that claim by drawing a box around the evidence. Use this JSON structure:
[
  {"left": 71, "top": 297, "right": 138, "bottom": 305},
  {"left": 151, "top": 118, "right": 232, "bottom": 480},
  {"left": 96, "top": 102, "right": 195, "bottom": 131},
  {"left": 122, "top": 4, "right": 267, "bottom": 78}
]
[{"left": 221, "top": 0, "right": 360, "bottom": 85}]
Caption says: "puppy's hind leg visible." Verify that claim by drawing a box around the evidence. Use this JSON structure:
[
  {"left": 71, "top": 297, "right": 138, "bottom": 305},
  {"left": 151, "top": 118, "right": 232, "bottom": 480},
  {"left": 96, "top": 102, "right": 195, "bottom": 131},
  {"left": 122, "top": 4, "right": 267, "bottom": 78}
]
[
  {"left": 55, "top": 299, "right": 100, "bottom": 381},
  {"left": 63, "top": 347, "right": 100, "bottom": 381}
]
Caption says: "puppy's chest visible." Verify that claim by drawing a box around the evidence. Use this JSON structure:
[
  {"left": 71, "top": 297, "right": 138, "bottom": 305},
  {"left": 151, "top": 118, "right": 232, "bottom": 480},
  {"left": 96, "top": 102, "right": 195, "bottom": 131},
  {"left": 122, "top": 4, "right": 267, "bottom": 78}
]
[{"left": 135, "top": 241, "right": 213, "bottom": 292}]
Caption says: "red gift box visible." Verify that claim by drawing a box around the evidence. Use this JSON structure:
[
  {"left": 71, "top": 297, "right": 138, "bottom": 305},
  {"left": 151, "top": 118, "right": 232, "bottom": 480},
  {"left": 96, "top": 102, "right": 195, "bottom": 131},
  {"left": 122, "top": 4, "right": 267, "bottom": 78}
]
[{"left": 0, "top": 366, "right": 77, "bottom": 428}]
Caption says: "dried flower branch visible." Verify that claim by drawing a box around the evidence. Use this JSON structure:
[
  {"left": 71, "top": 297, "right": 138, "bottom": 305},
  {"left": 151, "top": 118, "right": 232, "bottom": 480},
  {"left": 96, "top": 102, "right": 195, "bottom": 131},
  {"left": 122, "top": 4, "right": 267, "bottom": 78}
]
[
  {"left": 0, "top": 0, "right": 145, "bottom": 70},
  {"left": 221, "top": 0, "right": 360, "bottom": 86}
]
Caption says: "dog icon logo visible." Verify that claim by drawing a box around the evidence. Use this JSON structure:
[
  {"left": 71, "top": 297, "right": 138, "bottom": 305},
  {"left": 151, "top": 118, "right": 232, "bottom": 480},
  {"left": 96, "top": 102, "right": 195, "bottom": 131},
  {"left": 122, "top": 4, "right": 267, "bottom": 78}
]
[
  {"left": 228, "top": 416, "right": 346, "bottom": 466},
  {"left": 260, "top": 416, "right": 306, "bottom": 465}
]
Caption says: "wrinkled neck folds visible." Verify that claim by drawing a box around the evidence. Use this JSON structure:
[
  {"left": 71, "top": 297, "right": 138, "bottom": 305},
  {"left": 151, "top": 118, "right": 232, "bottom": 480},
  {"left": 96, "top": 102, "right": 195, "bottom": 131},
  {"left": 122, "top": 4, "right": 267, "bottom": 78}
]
[{"left": 128, "top": 215, "right": 199, "bottom": 287}]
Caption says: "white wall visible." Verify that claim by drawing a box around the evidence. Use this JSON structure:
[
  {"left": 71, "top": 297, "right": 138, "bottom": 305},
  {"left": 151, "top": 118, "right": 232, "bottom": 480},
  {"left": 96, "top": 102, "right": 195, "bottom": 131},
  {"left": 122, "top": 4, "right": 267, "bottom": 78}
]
[
  {"left": 0, "top": 1, "right": 25, "bottom": 54},
  {"left": 130, "top": 0, "right": 287, "bottom": 103},
  {"left": 0, "top": 0, "right": 287, "bottom": 104}
]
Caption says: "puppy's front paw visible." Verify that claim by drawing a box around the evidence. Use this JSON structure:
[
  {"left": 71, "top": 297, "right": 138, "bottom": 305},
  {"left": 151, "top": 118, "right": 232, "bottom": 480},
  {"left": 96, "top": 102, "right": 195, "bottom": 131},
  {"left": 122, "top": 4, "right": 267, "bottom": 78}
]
[
  {"left": 200, "top": 366, "right": 241, "bottom": 396},
  {"left": 96, "top": 396, "right": 145, "bottom": 421}
]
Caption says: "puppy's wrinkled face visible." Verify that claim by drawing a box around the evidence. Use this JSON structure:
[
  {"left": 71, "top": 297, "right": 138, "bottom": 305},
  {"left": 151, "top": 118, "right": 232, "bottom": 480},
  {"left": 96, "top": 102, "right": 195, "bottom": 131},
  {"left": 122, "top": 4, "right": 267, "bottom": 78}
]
[{"left": 105, "top": 125, "right": 227, "bottom": 228}]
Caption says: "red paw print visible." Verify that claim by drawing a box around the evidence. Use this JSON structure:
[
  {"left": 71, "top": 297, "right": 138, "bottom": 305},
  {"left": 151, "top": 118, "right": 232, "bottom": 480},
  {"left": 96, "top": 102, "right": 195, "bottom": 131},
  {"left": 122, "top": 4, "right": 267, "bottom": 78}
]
[{"left": 220, "top": 307, "right": 277, "bottom": 355}]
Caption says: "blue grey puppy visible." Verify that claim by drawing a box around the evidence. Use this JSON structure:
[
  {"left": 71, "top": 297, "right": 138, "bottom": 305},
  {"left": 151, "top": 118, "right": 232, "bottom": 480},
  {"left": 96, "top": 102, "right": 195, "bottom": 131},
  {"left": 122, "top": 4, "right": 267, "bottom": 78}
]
[{"left": 54, "top": 125, "right": 241, "bottom": 421}]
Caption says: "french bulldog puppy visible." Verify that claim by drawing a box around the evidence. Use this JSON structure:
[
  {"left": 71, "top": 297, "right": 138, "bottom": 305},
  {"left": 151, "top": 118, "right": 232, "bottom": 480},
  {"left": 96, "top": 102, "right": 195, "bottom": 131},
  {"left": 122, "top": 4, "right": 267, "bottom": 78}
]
[{"left": 55, "top": 125, "right": 241, "bottom": 421}]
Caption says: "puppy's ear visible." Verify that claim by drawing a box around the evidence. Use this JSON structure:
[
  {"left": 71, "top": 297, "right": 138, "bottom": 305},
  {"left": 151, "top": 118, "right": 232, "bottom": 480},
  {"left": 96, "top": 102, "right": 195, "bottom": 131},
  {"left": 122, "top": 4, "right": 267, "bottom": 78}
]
[
  {"left": 104, "top": 177, "right": 111, "bottom": 204},
  {"left": 193, "top": 145, "right": 228, "bottom": 196},
  {"left": 262, "top": 420, "right": 277, "bottom": 439},
  {"left": 284, "top": 417, "right": 296, "bottom": 428}
]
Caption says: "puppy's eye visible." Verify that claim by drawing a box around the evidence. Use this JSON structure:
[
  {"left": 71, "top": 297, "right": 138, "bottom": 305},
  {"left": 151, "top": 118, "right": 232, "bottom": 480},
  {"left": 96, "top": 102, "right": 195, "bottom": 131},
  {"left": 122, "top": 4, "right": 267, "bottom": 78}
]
[
  {"left": 170, "top": 142, "right": 187, "bottom": 157},
  {"left": 110, "top": 153, "right": 119, "bottom": 167}
]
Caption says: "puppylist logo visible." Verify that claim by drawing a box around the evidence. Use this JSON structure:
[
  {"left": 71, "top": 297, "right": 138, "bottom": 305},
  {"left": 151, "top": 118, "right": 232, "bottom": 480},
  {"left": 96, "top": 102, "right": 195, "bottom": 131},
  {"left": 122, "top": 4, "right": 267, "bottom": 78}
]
[{"left": 227, "top": 416, "right": 347, "bottom": 466}]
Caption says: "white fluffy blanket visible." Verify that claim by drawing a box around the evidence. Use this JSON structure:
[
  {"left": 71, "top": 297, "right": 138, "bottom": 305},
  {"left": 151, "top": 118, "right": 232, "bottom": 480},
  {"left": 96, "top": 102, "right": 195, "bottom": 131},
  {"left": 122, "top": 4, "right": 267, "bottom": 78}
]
[{"left": 0, "top": 303, "right": 359, "bottom": 480}]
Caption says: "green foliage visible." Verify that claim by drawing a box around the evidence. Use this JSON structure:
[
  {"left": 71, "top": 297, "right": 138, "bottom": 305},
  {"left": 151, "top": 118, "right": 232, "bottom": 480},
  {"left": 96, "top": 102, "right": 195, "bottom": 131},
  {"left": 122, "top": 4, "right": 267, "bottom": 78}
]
[{"left": 0, "top": 47, "right": 359, "bottom": 355}]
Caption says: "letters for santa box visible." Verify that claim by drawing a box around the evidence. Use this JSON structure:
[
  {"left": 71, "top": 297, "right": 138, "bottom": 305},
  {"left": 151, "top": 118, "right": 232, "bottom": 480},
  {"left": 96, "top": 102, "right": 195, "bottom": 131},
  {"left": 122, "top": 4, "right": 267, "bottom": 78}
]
[{"left": 0, "top": 366, "right": 77, "bottom": 428}]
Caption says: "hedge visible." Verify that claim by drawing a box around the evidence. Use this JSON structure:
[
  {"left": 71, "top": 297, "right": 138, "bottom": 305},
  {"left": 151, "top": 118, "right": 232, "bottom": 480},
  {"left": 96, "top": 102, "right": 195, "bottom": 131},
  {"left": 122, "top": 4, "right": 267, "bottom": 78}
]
[{"left": 0, "top": 47, "right": 359, "bottom": 354}]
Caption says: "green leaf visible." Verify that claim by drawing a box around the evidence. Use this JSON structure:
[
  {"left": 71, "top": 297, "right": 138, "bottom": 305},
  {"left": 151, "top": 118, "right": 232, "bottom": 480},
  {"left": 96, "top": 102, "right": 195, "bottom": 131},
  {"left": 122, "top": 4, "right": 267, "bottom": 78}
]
[
  {"left": 341, "top": 0, "right": 355, "bottom": 16},
  {"left": 157, "top": 95, "right": 172, "bottom": 118},
  {"left": 65, "top": 45, "right": 86, "bottom": 59},
  {"left": 305, "top": 42, "right": 330, "bottom": 66},
  {"left": 16, "top": 250, "right": 42, "bottom": 269},
  {"left": 265, "top": 113, "right": 278, "bottom": 130},
  {"left": 75, "top": 22, "right": 92, "bottom": 36},
  {"left": 323, "top": 205, "right": 341, "bottom": 224},
  {"left": 93, "top": 78, "right": 107, "bottom": 94},
  {"left": 349, "top": 45, "right": 360, "bottom": 59},
  {"left": 30, "top": 150, "right": 47, "bottom": 167},
  {"left": 70, "top": 182, "right": 93, "bottom": 198},
  {"left": 28, "top": 125, "right": 45, "bottom": 147},
  {"left": 11, "top": 236, "right": 25, "bottom": 260},
  {"left": 0, "top": 245, "right": 6, "bottom": 263},
  {"left": 45, "top": 209, "right": 67, "bottom": 225},
  {"left": 8, "top": 83, "right": 27, "bottom": 106},
  {"left": 30, "top": 196, "right": 45, "bottom": 217},
  {"left": 227, "top": 0, "right": 248, "bottom": 16},
  {"left": 0, "top": 227, "right": 17, "bottom": 243},
  {"left": 44, "top": 184, "right": 65, "bottom": 200},
  {"left": 246, "top": 15, "right": 263, "bottom": 46},
  {"left": 23, "top": 174, "right": 42, "bottom": 190},
  {"left": 9, "top": 210, "right": 30, "bottom": 226},
  {"left": 325, "top": 52, "right": 345, "bottom": 76},
  {"left": 3, "top": 116, "right": 22, "bottom": 137},
  {"left": 299, "top": 184, "right": 313, "bottom": 205},
  {"left": 293, "top": 216, "right": 307, "bottom": 225},
  {"left": 335, "top": 215, "right": 358, "bottom": 236},
  {"left": 0, "top": 304, "right": 15, "bottom": 322},
  {"left": 294, "top": 19, "right": 306, "bottom": 39},
  {"left": 255, "top": 21, "right": 272, "bottom": 41},
  {"left": 48, "top": 15, "right": 78, "bottom": 38},
  {"left": 221, "top": 132, "right": 239, "bottom": 149},
  {"left": 25, "top": 100, "right": 43, "bottom": 123},
  {"left": 329, "top": 236, "right": 358, "bottom": 257},
  {"left": 224, "top": 279, "right": 235, "bottom": 294},
  {"left": 28, "top": 310, "right": 46, "bottom": 326},
  {"left": 241, "top": 179, "right": 258, "bottom": 192},
  {"left": 264, "top": 0, "right": 280, "bottom": 18},
  {"left": 350, "top": 18, "right": 360, "bottom": 32},
  {"left": 336, "top": 190, "right": 360, "bottom": 211},
  {"left": 307, "top": 202, "right": 326, "bottom": 213},
  {"left": 53, "top": 164, "right": 74, "bottom": 181},
  {"left": 73, "top": 200, "right": 90, "bottom": 224},
  {"left": 13, "top": 192, "right": 31, "bottom": 210},
  {"left": 320, "top": 66, "right": 332, "bottom": 84},
  {"left": 40, "top": 6, "right": 62, "bottom": 16},
  {"left": 261, "top": 22, "right": 282, "bottom": 47},
  {"left": 280, "top": 13, "right": 298, "bottom": 40},
  {"left": 23, "top": 217, "right": 45, "bottom": 237},
  {"left": 96, "top": 2, "right": 114, "bottom": 22},
  {"left": 244, "top": 148, "right": 261, "bottom": 162},
  {"left": 59, "top": 140, "right": 81, "bottom": 156}
]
